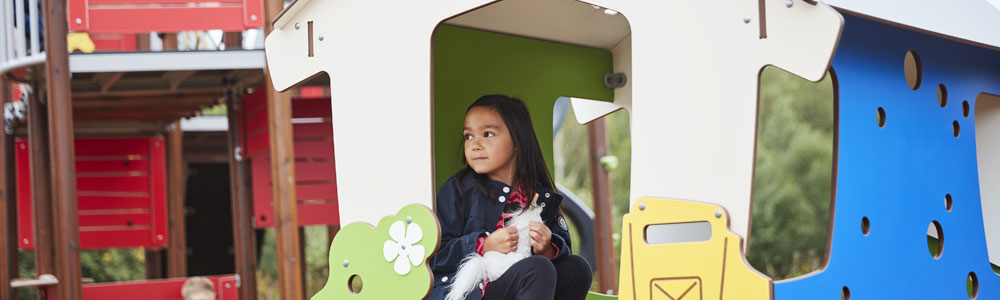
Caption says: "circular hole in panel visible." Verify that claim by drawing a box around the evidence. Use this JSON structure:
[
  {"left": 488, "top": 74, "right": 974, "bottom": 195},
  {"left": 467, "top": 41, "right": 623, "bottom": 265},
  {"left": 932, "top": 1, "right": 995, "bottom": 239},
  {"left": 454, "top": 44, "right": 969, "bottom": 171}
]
[
  {"left": 946, "top": 194, "right": 953, "bottom": 211},
  {"left": 938, "top": 84, "right": 948, "bottom": 107},
  {"left": 842, "top": 286, "right": 851, "bottom": 300},
  {"left": 954, "top": 121, "right": 961, "bottom": 138},
  {"left": 348, "top": 274, "right": 363, "bottom": 294},
  {"left": 964, "top": 101, "right": 971, "bottom": 117},
  {"left": 968, "top": 272, "right": 978, "bottom": 299},
  {"left": 928, "top": 221, "right": 944, "bottom": 259},
  {"left": 877, "top": 107, "right": 886, "bottom": 128},
  {"left": 904, "top": 50, "right": 923, "bottom": 90},
  {"left": 861, "top": 217, "right": 870, "bottom": 236}
]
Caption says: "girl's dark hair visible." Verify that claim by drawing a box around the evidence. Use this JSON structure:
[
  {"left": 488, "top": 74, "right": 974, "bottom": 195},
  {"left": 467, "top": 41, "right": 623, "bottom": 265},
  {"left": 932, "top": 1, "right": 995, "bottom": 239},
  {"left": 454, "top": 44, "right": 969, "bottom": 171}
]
[{"left": 457, "top": 94, "right": 554, "bottom": 201}]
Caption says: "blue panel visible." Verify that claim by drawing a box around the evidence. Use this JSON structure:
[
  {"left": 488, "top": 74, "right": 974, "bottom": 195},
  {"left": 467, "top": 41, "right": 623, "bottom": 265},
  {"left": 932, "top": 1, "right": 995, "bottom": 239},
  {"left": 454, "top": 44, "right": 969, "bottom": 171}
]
[{"left": 774, "top": 14, "right": 1000, "bottom": 299}]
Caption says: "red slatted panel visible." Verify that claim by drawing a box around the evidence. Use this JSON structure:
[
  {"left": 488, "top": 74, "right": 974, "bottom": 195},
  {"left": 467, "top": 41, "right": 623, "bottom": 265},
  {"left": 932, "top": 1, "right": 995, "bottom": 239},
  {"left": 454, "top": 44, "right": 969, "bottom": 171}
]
[
  {"left": 16, "top": 137, "right": 168, "bottom": 250},
  {"left": 243, "top": 93, "right": 339, "bottom": 228},
  {"left": 82, "top": 275, "right": 239, "bottom": 300},
  {"left": 68, "top": 0, "right": 264, "bottom": 33},
  {"left": 89, "top": 33, "right": 138, "bottom": 52}
]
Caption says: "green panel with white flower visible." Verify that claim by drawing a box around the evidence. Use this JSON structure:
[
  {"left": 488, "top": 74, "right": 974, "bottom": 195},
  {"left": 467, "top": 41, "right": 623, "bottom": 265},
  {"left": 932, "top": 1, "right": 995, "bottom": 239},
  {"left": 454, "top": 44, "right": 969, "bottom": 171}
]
[{"left": 312, "top": 204, "right": 440, "bottom": 300}]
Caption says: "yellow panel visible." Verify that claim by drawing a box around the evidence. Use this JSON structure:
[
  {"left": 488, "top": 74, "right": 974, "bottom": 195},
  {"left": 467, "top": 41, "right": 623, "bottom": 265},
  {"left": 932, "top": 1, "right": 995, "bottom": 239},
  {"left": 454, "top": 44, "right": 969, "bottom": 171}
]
[{"left": 618, "top": 198, "right": 772, "bottom": 300}]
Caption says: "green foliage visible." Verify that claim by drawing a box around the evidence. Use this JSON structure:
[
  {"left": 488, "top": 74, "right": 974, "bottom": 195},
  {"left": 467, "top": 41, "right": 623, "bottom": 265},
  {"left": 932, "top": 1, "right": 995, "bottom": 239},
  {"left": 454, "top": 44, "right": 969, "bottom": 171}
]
[
  {"left": 258, "top": 226, "right": 335, "bottom": 300},
  {"left": 748, "top": 67, "right": 835, "bottom": 280},
  {"left": 202, "top": 104, "right": 228, "bottom": 116},
  {"left": 554, "top": 108, "right": 631, "bottom": 292},
  {"left": 16, "top": 249, "right": 144, "bottom": 300}
]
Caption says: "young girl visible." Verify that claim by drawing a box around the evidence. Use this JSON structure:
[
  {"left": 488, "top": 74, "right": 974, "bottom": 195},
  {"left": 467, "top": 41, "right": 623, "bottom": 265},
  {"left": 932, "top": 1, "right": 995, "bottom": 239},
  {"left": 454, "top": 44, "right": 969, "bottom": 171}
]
[{"left": 429, "top": 95, "right": 593, "bottom": 300}]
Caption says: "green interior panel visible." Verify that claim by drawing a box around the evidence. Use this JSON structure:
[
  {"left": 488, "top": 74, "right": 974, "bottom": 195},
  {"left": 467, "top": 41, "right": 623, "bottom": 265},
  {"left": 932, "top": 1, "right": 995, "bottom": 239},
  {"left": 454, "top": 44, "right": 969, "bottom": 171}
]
[{"left": 432, "top": 24, "right": 614, "bottom": 190}]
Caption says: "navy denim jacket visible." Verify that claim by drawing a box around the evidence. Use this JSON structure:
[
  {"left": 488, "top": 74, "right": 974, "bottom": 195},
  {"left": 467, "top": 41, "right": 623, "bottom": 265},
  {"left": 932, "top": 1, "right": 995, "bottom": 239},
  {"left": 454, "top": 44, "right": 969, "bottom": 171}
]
[{"left": 427, "top": 172, "right": 572, "bottom": 300}]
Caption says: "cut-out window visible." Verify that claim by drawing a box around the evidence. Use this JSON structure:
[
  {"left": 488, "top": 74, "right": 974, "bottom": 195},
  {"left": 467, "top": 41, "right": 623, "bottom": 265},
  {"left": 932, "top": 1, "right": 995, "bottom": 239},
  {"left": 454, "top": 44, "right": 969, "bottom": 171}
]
[
  {"left": 748, "top": 66, "right": 837, "bottom": 280},
  {"left": 974, "top": 93, "right": 1000, "bottom": 271},
  {"left": 644, "top": 222, "right": 712, "bottom": 245}
]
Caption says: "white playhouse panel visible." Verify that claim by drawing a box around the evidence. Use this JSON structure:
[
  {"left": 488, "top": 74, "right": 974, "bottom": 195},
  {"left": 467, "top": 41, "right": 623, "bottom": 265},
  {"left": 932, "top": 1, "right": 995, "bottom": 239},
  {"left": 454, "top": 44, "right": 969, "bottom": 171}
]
[
  {"left": 265, "top": 0, "right": 492, "bottom": 225},
  {"left": 585, "top": 0, "right": 842, "bottom": 243}
]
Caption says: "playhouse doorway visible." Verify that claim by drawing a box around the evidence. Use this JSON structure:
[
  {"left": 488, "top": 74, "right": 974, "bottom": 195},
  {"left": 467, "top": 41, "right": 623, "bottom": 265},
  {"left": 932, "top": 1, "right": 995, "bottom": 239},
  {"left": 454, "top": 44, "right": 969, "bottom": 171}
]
[{"left": 431, "top": 0, "right": 631, "bottom": 294}]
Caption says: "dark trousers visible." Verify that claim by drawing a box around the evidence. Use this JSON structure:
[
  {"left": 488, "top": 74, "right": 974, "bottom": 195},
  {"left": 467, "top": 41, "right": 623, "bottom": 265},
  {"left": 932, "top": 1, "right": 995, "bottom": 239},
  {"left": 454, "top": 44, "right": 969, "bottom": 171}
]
[{"left": 482, "top": 255, "right": 593, "bottom": 300}]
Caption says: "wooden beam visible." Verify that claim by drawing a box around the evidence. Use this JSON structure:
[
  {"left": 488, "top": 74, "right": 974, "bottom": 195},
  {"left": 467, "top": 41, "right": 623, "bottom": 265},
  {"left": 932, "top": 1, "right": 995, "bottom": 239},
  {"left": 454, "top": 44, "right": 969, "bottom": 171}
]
[
  {"left": 162, "top": 71, "right": 198, "bottom": 91},
  {"left": 144, "top": 250, "right": 163, "bottom": 279},
  {"left": 27, "top": 78, "right": 57, "bottom": 300},
  {"left": 166, "top": 121, "right": 187, "bottom": 278},
  {"left": 265, "top": 0, "right": 304, "bottom": 296},
  {"left": 136, "top": 34, "right": 151, "bottom": 51},
  {"left": 587, "top": 118, "right": 618, "bottom": 294},
  {"left": 0, "top": 80, "right": 18, "bottom": 300},
  {"left": 227, "top": 95, "right": 258, "bottom": 300},
  {"left": 44, "top": 0, "right": 83, "bottom": 293},
  {"left": 95, "top": 72, "right": 125, "bottom": 94}
]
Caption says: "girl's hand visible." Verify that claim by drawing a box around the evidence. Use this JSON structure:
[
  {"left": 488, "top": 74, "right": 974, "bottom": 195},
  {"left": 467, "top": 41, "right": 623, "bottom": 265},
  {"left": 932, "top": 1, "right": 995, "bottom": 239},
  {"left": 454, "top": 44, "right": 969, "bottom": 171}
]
[
  {"left": 483, "top": 226, "right": 519, "bottom": 254},
  {"left": 529, "top": 222, "right": 554, "bottom": 258}
]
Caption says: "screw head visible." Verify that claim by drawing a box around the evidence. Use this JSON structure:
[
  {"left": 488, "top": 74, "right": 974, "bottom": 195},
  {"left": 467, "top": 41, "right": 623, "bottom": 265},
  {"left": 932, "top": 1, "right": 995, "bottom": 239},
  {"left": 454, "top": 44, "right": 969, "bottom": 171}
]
[
  {"left": 343, "top": 260, "right": 349, "bottom": 267},
  {"left": 156, "top": 234, "right": 164, "bottom": 240},
  {"left": 75, "top": 18, "right": 82, "bottom": 24},
  {"left": 225, "top": 283, "right": 232, "bottom": 288},
  {"left": 638, "top": 202, "right": 646, "bottom": 211},
  {"left": 251, "top": 15, "right": 258, "bottom": 21},
  {"left": 318, "top": 34, "right": 325, "bottom": 41},
  {"left": 743, "top": 17, "right": 751, "bottom": 23},
  {"left": 295, "top": 23, "right": 301, "bottom": 30},
  {"left": 405, "top": 216, "right": 412, "bottom": 224},
  {"left": 22, "top": 239, "right": 29, "bottom": 244},
  {"left": 715, "top": 210, "right": 722, "bottom": 218},
  {"left": 785, "top": 0, "right": 793, "bottom": 7}
]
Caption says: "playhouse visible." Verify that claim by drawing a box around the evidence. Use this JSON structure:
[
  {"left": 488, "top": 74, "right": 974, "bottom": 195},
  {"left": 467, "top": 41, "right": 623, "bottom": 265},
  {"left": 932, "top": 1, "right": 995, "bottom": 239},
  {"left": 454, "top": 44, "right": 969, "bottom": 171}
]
[{"left": 2, "top": 0, "right": 1000, "bottom": 299}]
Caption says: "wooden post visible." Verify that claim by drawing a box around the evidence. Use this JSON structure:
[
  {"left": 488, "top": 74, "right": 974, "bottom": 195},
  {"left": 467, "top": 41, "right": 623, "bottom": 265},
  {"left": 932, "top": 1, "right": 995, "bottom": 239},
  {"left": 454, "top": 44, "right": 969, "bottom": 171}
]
[
  {"left": 136, "top": 34, "right": 151, "bottom": 51},
  {"left": 144, "top": 250, "right": 163, "bottom": 279},
  {"left": 27, "top": 76, "right": 57, "bottom": 300},
  {"left": 161, "top": 33, "right": 179, "bottom": 51},
  {"left": 0, "top": 80, "right": 18, "bottom": 300},
  {"left": 43, "top": 0, "right": 83, "bottom": 294},
  {"left": 223, "top": 32, "right": 243, "bottom": 50},
  {"left": 587, "top": 118, "right": 617, "bottom": 294},
  {"left": 227, "top": 93, "right": 258, "bottom": 300},
  {"left": 265, "top": 0, "right": 305, "bottom": 297},
  {"left": 166, "top": 121, "right": 187, "bottom": 278}
]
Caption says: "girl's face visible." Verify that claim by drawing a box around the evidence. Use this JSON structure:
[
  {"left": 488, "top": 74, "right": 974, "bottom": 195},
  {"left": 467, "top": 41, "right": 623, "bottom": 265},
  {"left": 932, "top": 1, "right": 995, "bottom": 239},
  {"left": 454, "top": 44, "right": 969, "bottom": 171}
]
[{"left": 464, "top": 107, "right": 517, "bottom": 184}]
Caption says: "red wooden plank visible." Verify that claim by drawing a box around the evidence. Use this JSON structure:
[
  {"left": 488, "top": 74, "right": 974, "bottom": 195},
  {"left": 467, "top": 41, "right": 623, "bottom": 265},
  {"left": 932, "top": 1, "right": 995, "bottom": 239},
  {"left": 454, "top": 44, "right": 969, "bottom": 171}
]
[
  {"left": 80, "top": 213, "right": 151, "bottom": 227},
  {"left": 293, "top": 140, "right": 334, "bottom": 158},
  {"left": 78, "top": 196, "right": 152, "bottom": 210},
  {"left": 67, "top": 0, "right": 89, "bottom": 31},
  {"left": 245, "top": 130, "right": 269, "bottom": 157},
  {"left": 82, "top": 275, "right": 238, "bottom": 300},
  {"left": 15, "top": 140, "right": 33, "bottom": 250},
  {"left": 291, "top": 98, "right": 331, "bottom": 119},
  {"left": 88, "top": 0, "right": 242, "bottom": 5},
  {"left": 245, "top": 106, "right": 268, "bottom": 138},
  {"left": 243, "top": 86, "right": 267, "bottom": 114},
  {"left": 76, "top": 160, "right": 150, "bottom": 173},
  {"left": 78, "top": 177, "right": 152, "bottom": 193},
  {"left": 79, "top": 230, "right": 152, "bottom": 250},
  {"left": 84, "top": 7, "right": 250, "bottom": 34},
  {"left": 75, "top": 138, "right": 148, "bottom": 156},
  {"left": 292, "top": 122, "right": 333, "bottom": 138},
  {"left": 294, "top": 161, "right": 335, "bottom": 182},
  {"left": 295, "top": 182, "right": 337, "bottom": 201},
  {"left": 251, "top": 156, "right": 274, "bottom": 228},
  {"left": 242, "top": 0, "right": 265, "bottom": 28},
  {"left": 149, "top": 137, "right": 168, "bottom": 249},
  {"left": 297, "top": 202, "right": 339, "bottom": 226}
]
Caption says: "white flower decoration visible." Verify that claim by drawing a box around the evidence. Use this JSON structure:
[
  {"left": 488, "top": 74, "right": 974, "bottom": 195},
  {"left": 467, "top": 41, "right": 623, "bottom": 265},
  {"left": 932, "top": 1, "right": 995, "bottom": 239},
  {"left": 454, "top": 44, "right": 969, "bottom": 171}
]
[{"left": 382, "top": 220, "right": 425, "bottom": 275}]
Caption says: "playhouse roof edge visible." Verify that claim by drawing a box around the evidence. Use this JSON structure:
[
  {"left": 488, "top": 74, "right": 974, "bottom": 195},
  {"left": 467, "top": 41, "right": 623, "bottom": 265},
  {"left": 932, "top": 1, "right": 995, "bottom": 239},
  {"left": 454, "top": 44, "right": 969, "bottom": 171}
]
[{"left": 824, "top": 0, "right": 1000, "bottom": 51}]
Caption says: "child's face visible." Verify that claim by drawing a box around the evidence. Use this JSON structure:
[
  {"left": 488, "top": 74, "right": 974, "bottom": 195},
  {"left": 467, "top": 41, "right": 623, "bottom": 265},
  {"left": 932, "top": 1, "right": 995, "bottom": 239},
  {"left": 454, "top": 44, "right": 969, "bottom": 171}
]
[{"left": 464, "top": 107, "right": 517, "bottom": 183}]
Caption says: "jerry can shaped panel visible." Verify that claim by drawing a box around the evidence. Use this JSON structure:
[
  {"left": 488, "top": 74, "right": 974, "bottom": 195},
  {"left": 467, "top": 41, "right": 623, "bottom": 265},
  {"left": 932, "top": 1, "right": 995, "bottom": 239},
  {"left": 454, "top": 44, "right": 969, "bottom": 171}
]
[{"left": 619, "top": 198, "right": 771, "bottom": 300}]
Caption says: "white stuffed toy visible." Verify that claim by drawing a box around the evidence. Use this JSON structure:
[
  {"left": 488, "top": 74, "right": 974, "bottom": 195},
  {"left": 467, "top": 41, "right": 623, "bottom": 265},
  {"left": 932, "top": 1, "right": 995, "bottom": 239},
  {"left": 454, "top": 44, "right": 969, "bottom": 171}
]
[{"left": 446, "top": 194, "right": 544, "bottom": 300}]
